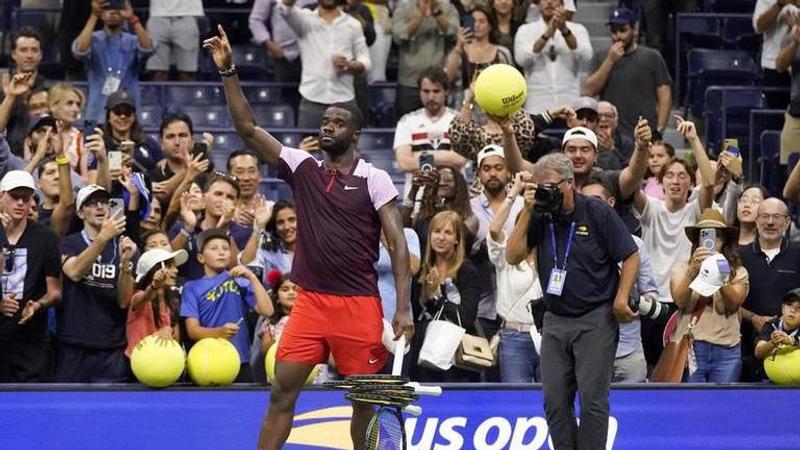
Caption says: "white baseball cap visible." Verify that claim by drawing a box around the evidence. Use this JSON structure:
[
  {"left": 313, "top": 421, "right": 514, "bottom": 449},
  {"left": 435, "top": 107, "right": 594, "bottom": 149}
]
[
  {"left": 562, "top": 127, "right": 598, "bottom": 149},
  {"left": 135, "top": 248, "right": 189, "bottom": 283},
  {"left": 76, "top": 184, "right": 112, "bottom": 210},
  {"left": 689, "top": 253, "right": 732, "bottom": 297},
  {"left": 476, "top": 144, "right": 505, "bottom": 167},
  {"left": 0, "top": 170, "right": 36, "bottom": 192}
]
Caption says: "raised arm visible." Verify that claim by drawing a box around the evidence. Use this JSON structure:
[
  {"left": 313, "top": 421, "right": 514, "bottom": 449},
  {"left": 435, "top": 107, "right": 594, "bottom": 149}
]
[
  {"left": 506, "top": 182, "right": 536, "bottom": 265},
  {"left": 776, "top": 25, "right": 800, "bottom": 73},
  {"left": 51, "top": 145, "right": 76, "bottom": 238},
  {"left": 120, "top": 1, "right": 154, "bottom": 52},
  {"left": 490, "top": 172, "right": 525, "bottom": 242},
  {"left": 74, "top": 0, "right": 102, "bottom": 56},
  {"left": 203, "top": 26, "right": 284, "bottom": 166},
  {"left": 618, "top": 118, "right": 652, "bottom": 199},
  {"left": 378, "top": 201, "right": 414, "bottom": 341},
  {"left": 496, "top": 116, "right": 535, "bottom": 175},
  {"left": 677, "top": 116, "right": 714, "bottom": 209},
  {"left": 62, "top": 216, "right": 126, "bottom": 282},
  {"left": 231, "top": 265, "right": 274, "bottom": 317},
  {"left": 754, "top": 0, "right": 787, "bottom": 34}
]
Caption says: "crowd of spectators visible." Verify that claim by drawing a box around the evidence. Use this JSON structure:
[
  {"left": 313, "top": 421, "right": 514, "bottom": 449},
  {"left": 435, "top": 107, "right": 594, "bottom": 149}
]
[{"left": 0, "top": 0, "right": 799, "bottom": 390}]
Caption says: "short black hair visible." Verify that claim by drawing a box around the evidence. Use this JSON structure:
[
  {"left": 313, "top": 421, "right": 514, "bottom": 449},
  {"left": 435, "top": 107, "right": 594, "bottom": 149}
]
[
  {"left": 36, "top": 155, "right": 57, "bottom": 178},
  {"left": 582, "top": 175, "right": 616, "bottom": 201},
  {"left": 159, "top": 112, "right": 194, "bottom": 137},
  {"left": 417, "top": 66, "right": 450, "bottom": 91},
  {"left": 328, "top": 103, "right": 364, "bottom": 130},
  {"left": 226, "top": 149, "right": 262, "bottom": 172},
  {"left": 11, "top": 27, "right": 42, "bottom": 52}
]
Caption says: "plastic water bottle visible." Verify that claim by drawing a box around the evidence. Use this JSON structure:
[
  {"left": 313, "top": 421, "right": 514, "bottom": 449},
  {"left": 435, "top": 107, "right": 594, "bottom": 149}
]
[{"left": 443, "top": 278, "right": 461, "bottom": 305}]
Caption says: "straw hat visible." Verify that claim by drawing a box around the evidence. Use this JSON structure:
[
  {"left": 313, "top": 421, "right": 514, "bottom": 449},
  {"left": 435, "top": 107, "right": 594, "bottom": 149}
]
[{"left": 685, "top": 208, "right": 738, "bottom": 243}]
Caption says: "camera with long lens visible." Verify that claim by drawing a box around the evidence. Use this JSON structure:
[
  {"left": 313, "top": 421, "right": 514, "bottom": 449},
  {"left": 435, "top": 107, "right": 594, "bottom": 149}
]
[
  {"left": 628, "top": 292, "right": 672, "bottom": 322},
  {"left": 534, "top": 184, "right": 564, "bottom": 214}
]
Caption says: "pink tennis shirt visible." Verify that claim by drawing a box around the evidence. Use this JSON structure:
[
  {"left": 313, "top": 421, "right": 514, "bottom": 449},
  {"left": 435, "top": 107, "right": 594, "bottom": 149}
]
[{"left": 277, "top": 146, "right": 398, "bottom": 297}]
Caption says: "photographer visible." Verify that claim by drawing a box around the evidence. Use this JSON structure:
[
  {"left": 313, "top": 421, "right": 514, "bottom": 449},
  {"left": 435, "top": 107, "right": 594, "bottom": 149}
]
[
  {"left": 507, "top": 153, "right": 639, "bottom": 450},
  {"left": 669, "top": 209, "right": 749, "bottom": 383}
]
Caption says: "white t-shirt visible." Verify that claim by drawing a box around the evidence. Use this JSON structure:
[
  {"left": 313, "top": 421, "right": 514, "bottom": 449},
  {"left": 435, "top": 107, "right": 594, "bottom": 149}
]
[
  {"left": 753, "top": 0, "right": 798, "bottom": 69},
  {"left": 487, "top": 234, "right": 543, "bottom": 324},
  {"left": 150, "top": 0, "right": 204, "bottom": 17},
  {"left": 636, "top": 196, "right": 701, "bottom": 303},
  {"left": 392, "top": 107, "right": 457, "bottom": 196}
]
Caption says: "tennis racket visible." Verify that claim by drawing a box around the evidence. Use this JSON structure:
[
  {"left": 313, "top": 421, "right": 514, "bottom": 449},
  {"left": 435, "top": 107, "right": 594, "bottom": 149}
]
[{"left": 362, "top": 334, "right": 408, "bottom": 450}]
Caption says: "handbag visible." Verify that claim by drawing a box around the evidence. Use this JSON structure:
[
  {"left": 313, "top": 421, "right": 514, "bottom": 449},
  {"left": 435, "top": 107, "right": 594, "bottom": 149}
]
[
  {"left": 651, "top": 304, "right": 704, "bottom": 383},
  {"left": 417, "top": 303, "right": 466, "bottom": 371},
  {"left": 455, "top": 333, "right": 495, "bottom": 371}
]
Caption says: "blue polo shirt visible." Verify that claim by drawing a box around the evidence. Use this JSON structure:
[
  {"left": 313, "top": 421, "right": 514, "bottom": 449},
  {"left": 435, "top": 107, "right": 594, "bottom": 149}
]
[{"left": 526, "top": 193, "right": 638, "bottom": 317}]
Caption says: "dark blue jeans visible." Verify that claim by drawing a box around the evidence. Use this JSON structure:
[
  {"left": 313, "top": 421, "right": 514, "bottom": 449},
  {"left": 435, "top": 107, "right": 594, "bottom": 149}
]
[
  {"left": 688, "top": 341, "right": 741, "bottom": 383},
  {"left": 498, "top": 329, "right": 540, "bottom": 382}
]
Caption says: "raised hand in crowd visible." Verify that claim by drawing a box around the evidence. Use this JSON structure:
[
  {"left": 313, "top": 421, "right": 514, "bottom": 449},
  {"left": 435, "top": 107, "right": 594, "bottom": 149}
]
[
  {"left": 91, "top": 0, "right": 109, "bottom": 18},
  {"left": 24, "top": 128, "right": 52, "bottom": 174},
  {"left": 633, "top": 116, "right": 652, "bottom": 149},
  {"left": 97, "top": 214, "right": 127, "bottom": 244},
  {"left": 521, "top": 176, "right": 537, "bottom": 211},
  {"left": 675, "top": 115, "right": 698, "bottom": 142},
  {"left": 253, "top": 195, "right": 273, "bottom": 231},
  {"left": 201, "top": 132, "right": 215, "bottom": 154},
  {"left": 4, "top": 72, "right": 33, "bottom": 98},
  {"left": 719, "top": 149, "right": 743, "bottom": 182},
  {"left": 217, "top": 198, "right": 236, "bottom": 228},
  {"left": 687, "top": 246, "right": 715, "bottom": 279},
  {"left": 118, "top": 0, "right": 135, "bottom": 20},
  {"left": 298, "top": 136, "right": 320, "bottom": 152},
  {"left": 119, "top": 236, "right": 137, "bottom": 266},
  {"left": 179, "top": 192, "right": 198, "bottom": 230}
]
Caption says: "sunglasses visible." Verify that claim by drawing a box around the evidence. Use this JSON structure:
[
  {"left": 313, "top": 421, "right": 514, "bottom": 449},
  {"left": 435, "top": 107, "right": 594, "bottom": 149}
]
[
  {"left": 211, "top": 170, "right": 240, "bottom": 186},
  {"left": 111, "top": 107, "right": 135, "bottom": 117}
]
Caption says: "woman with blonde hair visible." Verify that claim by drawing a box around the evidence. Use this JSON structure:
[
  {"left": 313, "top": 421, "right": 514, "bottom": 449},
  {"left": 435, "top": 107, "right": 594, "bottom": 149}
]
[
  {"left": 48, "top": 83, "right": 93, "bottom": 181},
  {"left": 411, "top": 210, "right": 481, "bottom": 382}
]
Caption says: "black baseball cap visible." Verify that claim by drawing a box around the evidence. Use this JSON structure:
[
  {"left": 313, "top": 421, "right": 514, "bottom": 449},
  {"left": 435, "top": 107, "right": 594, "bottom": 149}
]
[
  {"left": 607, "top": 8, "right": 636, "bottom": 26},
  {"left": 105, "top": 90, "right": 135, "bottom": 110},
  {"left": 196, "top": 228, "right": 230, "bottom": 251},
  {"left": 782, "top": 288, "right": 800, "bottom": 304},
  {"left": 26, "top": 114, "right": 57, "bottom": 135}
]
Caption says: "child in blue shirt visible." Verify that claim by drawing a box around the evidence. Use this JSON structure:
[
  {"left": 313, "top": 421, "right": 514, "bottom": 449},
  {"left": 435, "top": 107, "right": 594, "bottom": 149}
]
[{"left": 180, "top": 228, "right": 273, "bottom": 382}]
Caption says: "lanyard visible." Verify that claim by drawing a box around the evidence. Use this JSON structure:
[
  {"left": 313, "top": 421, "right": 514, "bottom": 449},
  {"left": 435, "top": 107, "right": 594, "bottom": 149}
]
[
  {"left": 81, "top": 229, "right": 117, "bottom": 265},
  {"left": 548, "top": 221, "right": 576, "bottom": 270},
  {"left": 105, "top": 34, "right": 125, "bottom": 75},
  {"left": 777, "top": 320, "right": 800, "bottom": 339}
]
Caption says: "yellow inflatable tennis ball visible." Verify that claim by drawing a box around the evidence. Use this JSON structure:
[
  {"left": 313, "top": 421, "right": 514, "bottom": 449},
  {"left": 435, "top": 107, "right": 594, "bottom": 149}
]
[
  {"left": 265, "top": 343, "right": 319, "bottom": 385},
  {"left": 473, "top": 63, "right": 527, "bottom": 117},
  {"left": 764, "top": 346, "right": 800, "bottom": 386},
  {"left": 187, "top": 338, "right": 241, "bottom": 386},
  {"left": 130, "top": 335, "right": 186, "bottom": 388}
]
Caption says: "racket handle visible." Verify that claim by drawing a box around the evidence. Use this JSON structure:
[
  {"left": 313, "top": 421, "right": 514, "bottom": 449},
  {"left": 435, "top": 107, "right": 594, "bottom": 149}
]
[
  {"left": 391, "top": 335, "right": 405, "bottom": 376},
  {"left": 406, "top": 382, "right": 442, "bottom": 396},
  {"left": 402, "top": 405, "right": 422, "bottom": 416}
]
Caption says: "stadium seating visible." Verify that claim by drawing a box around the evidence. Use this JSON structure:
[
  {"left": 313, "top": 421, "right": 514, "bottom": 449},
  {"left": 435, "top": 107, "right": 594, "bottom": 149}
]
[
  {"left": 253, "top": 104, "right": 296, "bottom": 128},
  {"left": 748, "top": 109, "right": 786, "bottom": 177},
  {"left": 138, "top": 105, "right": 164, "bottom": 129},
  {"left": 701, "top": 0, "right": 757, "bottom": 13},
  {"left": 163, "top": 84, "right": 226, "bottom": 106},
  {"left": 685, "top": 49, "right": 761, "bottom": 118},
  {"left": 178, "top": 105, "right": 232, "bottom": 128},
  {"left": 358, "top": 129, "right": 395, "bottom": 152},
  {"left": 703, "top": 86, "right": 764, "bottom": 156},
  {"left": 759, "top": 130, "right": 783, "bottom": 196}
]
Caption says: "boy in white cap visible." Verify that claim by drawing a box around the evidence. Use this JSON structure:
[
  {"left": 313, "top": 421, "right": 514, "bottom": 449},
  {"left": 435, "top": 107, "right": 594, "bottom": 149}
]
[
  {"left": 0, "top": 170, "right": 61, "bottom": 382},
  {"left": 55, "top": 183, "right": 137, "bottom": 382}
]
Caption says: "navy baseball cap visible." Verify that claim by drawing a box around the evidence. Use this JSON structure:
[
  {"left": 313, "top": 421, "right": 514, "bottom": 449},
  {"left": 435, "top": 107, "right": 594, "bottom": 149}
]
[
  {"left": 607, "top": 8, "right": 636, "bottom": 26},
  {"left": 782, "top": 288, "right": 800, "bottom": 304}
]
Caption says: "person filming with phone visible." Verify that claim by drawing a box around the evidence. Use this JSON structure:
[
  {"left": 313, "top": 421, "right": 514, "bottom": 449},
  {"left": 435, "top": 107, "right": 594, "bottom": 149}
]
[
  {"left": 506, "top": 153, "right": 639, "bottom": 450},
  {"left": 668, "top": 209, "right": 749, "bottom": 383}
]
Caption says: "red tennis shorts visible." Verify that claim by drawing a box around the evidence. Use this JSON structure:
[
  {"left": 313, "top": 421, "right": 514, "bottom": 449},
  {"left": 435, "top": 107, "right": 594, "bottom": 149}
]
[{"left": 276, "top": 286, "right": 388, "bottom": 376}]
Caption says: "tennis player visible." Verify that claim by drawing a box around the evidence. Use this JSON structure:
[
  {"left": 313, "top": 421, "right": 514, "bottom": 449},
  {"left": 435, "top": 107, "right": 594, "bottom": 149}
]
[{"left": 203, "top": 26, "right": 414, "bottom": 450}]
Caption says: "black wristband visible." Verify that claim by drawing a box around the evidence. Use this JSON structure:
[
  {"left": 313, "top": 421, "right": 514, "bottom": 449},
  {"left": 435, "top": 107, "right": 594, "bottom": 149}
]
[
  {"left": 219, "top": 64, "right": 237, "bottom": 77},
  {"left": 540, "top": 33, "right": 549, "bottom": 42},
  {"left": 561, "top": 28, "right": 571, "bottom": 36}
]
